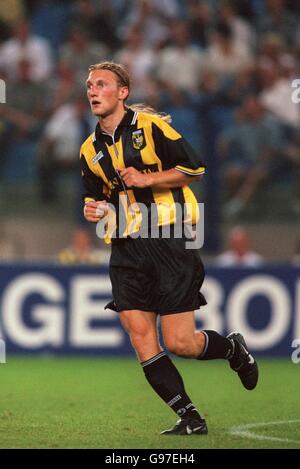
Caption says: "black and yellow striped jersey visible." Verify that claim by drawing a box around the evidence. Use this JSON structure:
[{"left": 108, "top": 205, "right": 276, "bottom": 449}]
[{"left": 80, "top": 107, "right": 205, "bottom": 243}]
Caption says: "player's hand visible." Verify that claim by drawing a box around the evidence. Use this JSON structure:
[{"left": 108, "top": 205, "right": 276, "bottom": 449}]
[
  {"left": 84, "top": 200, "right": 108, "bottom": 222},
  {"left": 118, "top": 167, "right": 150, "bottom": 188}
]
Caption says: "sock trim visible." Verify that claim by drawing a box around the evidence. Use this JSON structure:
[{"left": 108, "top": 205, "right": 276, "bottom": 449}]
[
  {"left": 198, "top": 331, "right": 209, "bottom": 358},
  {"left": 141, "top": 351, "right": 166, "bottom": 368}
]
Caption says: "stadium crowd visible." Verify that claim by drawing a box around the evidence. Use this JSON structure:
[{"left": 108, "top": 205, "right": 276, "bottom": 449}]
[{"left": 0, "top": 0, "right": 299, "bottom": 258}]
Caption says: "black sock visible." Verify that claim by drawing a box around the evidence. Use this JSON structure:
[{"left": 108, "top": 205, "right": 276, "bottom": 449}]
[
  {"left": 142, "top": 351, "right": 202, "bottom": 420},
  {"left": 197, "top": 330, "right": 234, "bottom": 360}
]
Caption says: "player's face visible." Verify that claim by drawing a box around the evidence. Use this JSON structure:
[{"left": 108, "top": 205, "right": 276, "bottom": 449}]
[{"left": 86, "top": 69, "right": 128, "bottom": 118}]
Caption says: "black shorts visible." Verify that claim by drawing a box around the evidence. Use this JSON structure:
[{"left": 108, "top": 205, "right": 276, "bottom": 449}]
[{"left": 105, "top": 236, "right": 207, "bottom": 316}]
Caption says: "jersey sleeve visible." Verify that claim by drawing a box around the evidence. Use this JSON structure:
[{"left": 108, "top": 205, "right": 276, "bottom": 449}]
[
  {"left": 80, "top": 153, "right": 107, "bottom": 202},
  {"left": 151, "top": 116, "right": 206, "bottom": 176}
]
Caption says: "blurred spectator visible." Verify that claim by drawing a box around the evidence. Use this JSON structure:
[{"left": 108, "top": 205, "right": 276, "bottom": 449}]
[
  {"left": 158, "top": 86, "right": 203, "bottom": 152},
  {"left": 215, "top": 226, "right": 263, "bottom": 266},
  {"left": 114, "top": 26, "right": 157, "bottom": 101},
  {"left": 0, "top": 224, "right": 24, "bottom": 261},
  {"left": 120, "top": 0, "right": 178, "bottom": 49},
  {"left": 37, "top": 95, "right": 93, "bottom": 202},
  {"left": 203, "top": 21, "right": 253, "bottom": 81},
  {"left": 0, "top": 0, "right": 25, "bottom": 31},
  {"left": 59, "top": 26, "right": 108, "bottom": 86},
  {"left": 70, "top": 0, "right": 119, "bottom": 50},
  {"left": 232, "top": 0, "right": 256, "bottom": 20},
  {"left": 1, "top": 57, "right": 45, "bottom": 141},
  {"left": 0, "top": 110, "right": 9, "bottom": 176},
  {"left": 5, "top": 58, "right": 45, "bottom": 123},
  {"left": 158, "top": 20, "right": 203, "bottom": 93},
  {"left": 284, "top": 130, "right": 300, "bottom": 215},
  {"left": 0, "top": 19, "right": 53, "bottom": 82},
  {"left": 258, "top": 32, "right": 289, "bottom": 69},
  {"left": 257, "top": 0, "right": 298, "bottom": 46},
  {"left": 47, "top": 60, "right": 79, "bottom": 110},
  {"left": 218, "top": 0, "right": 256, "bottom": 52},
  {"left": 0, "top": 19, "right": 11, "bottom": 44},
  {"left": 186, "top": 0, "right": 212, "bottom": 49},
  {"left": 58, "top": 228, "right": 108, "bottom": 264},
  {"left": 30, "top": 0, "right": 72, "bottom": 52},
  {"left": 292, "top": 240, "right": 300, "bottom": 266},
  {"left": 295, "top": 25, "right": 300, "bottom": 59},
  {"left": 0, "top": 0, "right": 25, "bottom": 43},
  {"left": 0, "top": 59, "right": 46, "bottom": 182},
  {"left": 218, "top": 65, "right": 257, "bottom": 109},
  {"left": 258, "top": 60, "right": 299, "bottom": 129},
  {"left": 257, "top": 31, "right": 299, "bottom": 124},
  {"left": 219, "top": 96, "right": 284, "bottom": 217}
]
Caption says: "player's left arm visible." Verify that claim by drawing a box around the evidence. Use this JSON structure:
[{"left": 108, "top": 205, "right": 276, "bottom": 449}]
[{"left": 119, "top": 166, "right": 203, "bottom": 189}]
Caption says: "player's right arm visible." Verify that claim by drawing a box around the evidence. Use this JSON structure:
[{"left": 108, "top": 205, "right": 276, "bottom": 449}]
[
  {"left": 80, "top": 150, "right": 108, "bottom": 223},
  {"left": 84, "top": 200, "right": 108, "bottom": 223}
]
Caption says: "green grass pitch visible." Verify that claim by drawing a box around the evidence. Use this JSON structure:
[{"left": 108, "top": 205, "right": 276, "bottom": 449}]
[{"left": 0, "top": 357, "right": 299, "bottom": 449}]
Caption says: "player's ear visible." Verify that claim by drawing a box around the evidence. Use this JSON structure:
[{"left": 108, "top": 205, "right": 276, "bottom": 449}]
[{"left": 118, "top": 86, "right": 129, "bottom": 101}]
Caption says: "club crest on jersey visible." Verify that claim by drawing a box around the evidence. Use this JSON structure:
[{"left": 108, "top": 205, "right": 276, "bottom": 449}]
[{"left": 132, "top": 129, "right": 145, "bottom": 150}]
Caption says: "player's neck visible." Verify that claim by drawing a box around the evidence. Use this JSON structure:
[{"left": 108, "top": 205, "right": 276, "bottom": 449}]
[{"left": 99, "top": 107, "right": 126, "bottom": 136}]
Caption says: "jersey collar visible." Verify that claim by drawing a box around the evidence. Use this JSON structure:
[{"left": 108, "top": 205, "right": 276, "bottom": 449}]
[{"left": 94, "top": 107, "right": 136, "bottom": 141}]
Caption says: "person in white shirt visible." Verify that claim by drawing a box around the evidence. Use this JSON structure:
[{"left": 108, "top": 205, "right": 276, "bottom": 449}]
[
  {"left": 114, "top": 26, "right": 157, "bottom": 101},
  {"left": 203, "top": 21, "right": 253, "bottom": 81},
  {"left": 38, "top": 94, "right": 93, "bottom": 202},
  {"left": 215, "top": 226, "right": 263, "bottom": 267},
  {"left": 158, "top": 21, "right": 203, "bottom": 93},
  {"left": 218, "top": 0, "right": 256, "bottom": 53},
  {"left": 0, "top": 19, "right": 53, "bottom": 82},
  {"left": 259, "top": 60, "right": 299, "bottom": 129}
]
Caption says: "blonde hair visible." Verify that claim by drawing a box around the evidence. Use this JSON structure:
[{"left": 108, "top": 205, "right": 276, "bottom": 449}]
[
  {"left": 129, "top": 103, "right": 172, "bottom": 124},
  {"left": 89, "top": 61, "right": 130, "bottom": 96},
  {"left": 88, "top": 62, "right": 171, "bottom": 122}
]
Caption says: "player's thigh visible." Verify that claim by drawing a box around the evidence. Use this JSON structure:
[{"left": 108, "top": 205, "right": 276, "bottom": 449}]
[{"left": 109, "top": 264, "right": 157, "bottom": 313}]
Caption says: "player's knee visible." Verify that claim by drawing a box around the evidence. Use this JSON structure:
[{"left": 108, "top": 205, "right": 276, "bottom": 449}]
[{"left": 130, "top": 332, "right": 153, "bottom": 355}]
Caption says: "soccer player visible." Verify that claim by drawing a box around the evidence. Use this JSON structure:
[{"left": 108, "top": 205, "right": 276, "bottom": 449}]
[{"left": 80, "top": 62, "right": 258, "bottom": 435}]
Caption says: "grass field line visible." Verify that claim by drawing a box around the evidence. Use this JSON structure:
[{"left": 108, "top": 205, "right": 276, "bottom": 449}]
[{"left": 228, "top": 420, "right": 300, "bottom": 445}]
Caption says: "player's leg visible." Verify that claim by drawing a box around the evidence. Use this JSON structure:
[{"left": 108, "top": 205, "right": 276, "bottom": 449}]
[
  {"left": 119, "top": 309, "right": 207, "bottom": 435},
  {"left": 161, "top": 311, "right": 233, "bottom": 359},
  {"left": 119, "top": 309, "right": 161, "bottom": 362},
  {"left": 161, "top": 311, "right": 258, "bottom": 390},
  {"left": 155, "top": 236, "right": 258, "bottom": 391}
]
